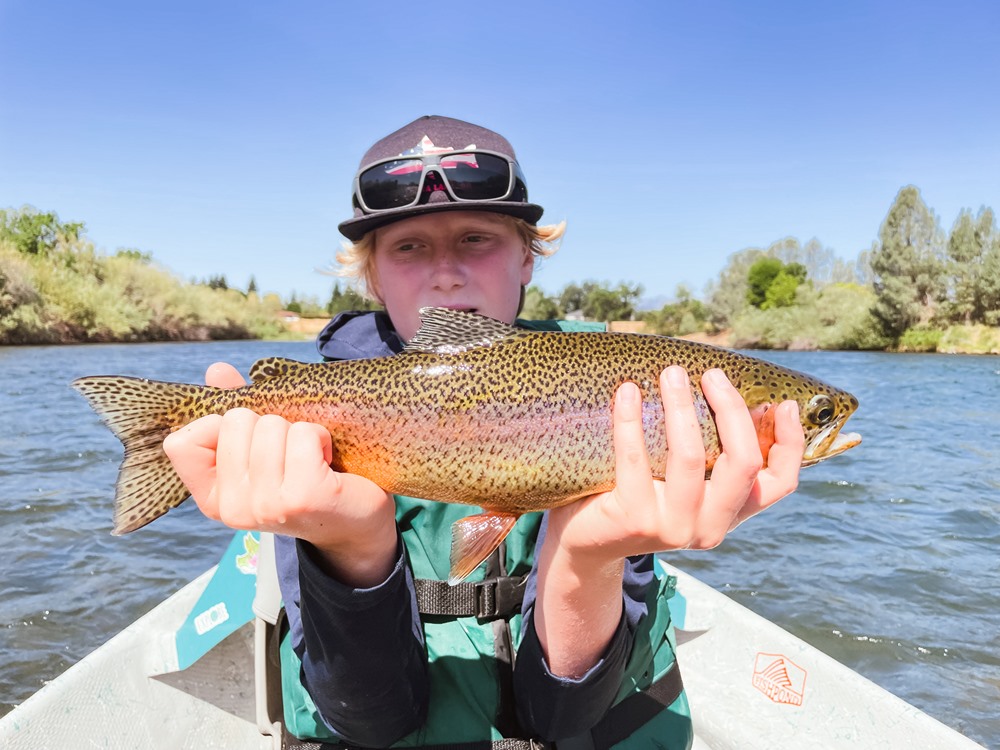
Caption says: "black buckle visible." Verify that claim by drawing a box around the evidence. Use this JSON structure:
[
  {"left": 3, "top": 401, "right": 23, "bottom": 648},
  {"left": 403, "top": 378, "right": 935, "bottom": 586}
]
[{"left": 475, "top": 574, "right": 528, "bottom": 621}]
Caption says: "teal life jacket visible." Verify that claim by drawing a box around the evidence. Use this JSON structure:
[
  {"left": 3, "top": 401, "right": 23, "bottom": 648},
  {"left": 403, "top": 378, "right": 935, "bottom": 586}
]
[{"left": 280, "top": 320, "right": 693, "bottom": 749}]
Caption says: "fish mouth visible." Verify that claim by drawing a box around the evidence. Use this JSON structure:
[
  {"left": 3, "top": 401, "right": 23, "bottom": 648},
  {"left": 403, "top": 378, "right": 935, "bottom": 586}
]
[{"left": 802, "top": 415, "right": 862, "bottom": 467}]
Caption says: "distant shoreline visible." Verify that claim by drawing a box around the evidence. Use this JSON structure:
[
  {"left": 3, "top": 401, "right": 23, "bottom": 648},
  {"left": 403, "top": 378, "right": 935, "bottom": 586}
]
[{"left": 3, "top": 317, "right": 997, "bottom": 354}]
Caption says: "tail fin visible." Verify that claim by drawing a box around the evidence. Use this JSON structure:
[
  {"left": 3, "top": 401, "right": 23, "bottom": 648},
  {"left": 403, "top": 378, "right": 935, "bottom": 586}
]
[{"left": 72, "top": 375, "right": 213, "bottom": 534}]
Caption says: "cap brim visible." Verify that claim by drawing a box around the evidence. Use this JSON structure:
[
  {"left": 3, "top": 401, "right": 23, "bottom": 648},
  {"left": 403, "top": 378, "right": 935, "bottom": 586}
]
[{"left": 338, "top": 201, "right": 545, "bottom": 242}]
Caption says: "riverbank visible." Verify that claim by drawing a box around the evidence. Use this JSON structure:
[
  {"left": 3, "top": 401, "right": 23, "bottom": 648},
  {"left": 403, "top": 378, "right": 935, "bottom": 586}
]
[
  {"left": 279, "top": 315, "right": 330, "bottom": 338},
  {"left": 626, "top": 322, "right": 1000, "bottom": 355},
  {"left": 5, "top": 318, "right": 999, "bottom": 354}
]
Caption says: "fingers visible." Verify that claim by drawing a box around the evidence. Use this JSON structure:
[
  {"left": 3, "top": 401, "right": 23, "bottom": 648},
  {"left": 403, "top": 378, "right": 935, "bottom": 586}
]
[
  {"left": 765, "top": 399, "right": 804, "bottom": 492},
  {"left": 214, "top": 408, "right": 258, "bottom": 504},
  {"left": 696, "top": 369, "right": 763, "bottom": 546},
  {"left": 660, "top": 367, "right": 707, "bottom": 531},
  {"left": 284, "top": 422, "right": 334, "bottom": 483},
  {"left": 177, "top": 409, "right": 335, "bottom": 529},
  {"left": 248, "top": 414, "right": 292, "bottom": 521},
  {"left": 734, "top": 399, "right": 803, "bottom": 525},
  {"left": 607, "top": 368, "right": 712, "bottom": 547},
  {"left": 558, "top": 368, "right": 805, "bottom": 560},
  {"left": 206, "top": 362, "right": 246, "bottom": 389},
  {"left": 610, "top": 382, "right": 653, "bottom": 503},
  {"left": 701, "top": 369, "right": 763, "bottom": 484},
  {"left": 163, "top": 414, "right": 223, "bottom": 506}
]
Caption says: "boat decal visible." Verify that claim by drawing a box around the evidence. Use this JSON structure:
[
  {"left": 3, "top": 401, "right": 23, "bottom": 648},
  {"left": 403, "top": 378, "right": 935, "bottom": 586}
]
[
  {"left": 235, "top": 532, "right": 259, "bottom": 575},
  {"left": 193, "top": 602, "right": 230, "bottom": 636},
  {"left": 752, "top": 652, "right": 807, "bottom": 706}
]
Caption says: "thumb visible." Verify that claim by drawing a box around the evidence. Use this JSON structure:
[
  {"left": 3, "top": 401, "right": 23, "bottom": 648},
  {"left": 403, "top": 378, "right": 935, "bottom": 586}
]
[{"left": 205, "top": 362, "right": 246, "bottom": 389}]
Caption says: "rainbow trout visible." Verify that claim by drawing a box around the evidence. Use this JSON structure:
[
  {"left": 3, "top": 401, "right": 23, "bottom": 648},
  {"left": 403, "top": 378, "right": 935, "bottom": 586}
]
[{"left": 73, "top": 307, "right": 861, "bottom": 582}]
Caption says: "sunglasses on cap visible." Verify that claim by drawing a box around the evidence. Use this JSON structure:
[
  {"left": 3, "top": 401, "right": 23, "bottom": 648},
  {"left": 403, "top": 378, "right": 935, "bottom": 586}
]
[{"left": 352, "top": 150, "right": 529, "bottom": 213}]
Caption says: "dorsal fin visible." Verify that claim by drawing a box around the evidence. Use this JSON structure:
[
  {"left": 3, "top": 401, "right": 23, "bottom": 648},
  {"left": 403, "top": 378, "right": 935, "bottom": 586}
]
[
  {"left": 248, "top": 357, "right": 313, "bottom": 382},
  {"left": 404, "top": 307, "right": 520, "bottom": 355}
]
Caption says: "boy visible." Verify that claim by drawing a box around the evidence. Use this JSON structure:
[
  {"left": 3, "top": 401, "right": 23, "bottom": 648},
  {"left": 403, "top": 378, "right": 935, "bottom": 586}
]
[{"left": 164, "top": 116, "right": 804, "bottom": 748}]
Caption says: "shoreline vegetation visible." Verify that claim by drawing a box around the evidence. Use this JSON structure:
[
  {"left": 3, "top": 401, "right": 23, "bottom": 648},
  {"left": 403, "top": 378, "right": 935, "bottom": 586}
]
[{"left": 2, "top": 186, "right": 999, "bottom": 354}]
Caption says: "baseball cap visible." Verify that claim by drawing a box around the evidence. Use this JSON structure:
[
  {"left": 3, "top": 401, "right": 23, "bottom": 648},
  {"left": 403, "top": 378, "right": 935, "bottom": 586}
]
[{"left": 338, "top": 115, "right": 544, "bottom": 241}]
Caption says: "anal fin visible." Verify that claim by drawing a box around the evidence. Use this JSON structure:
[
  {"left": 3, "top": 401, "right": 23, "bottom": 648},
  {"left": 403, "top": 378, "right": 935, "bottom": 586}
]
[{"left": 448, "top": 511, "right": 519, "bottom": 585}]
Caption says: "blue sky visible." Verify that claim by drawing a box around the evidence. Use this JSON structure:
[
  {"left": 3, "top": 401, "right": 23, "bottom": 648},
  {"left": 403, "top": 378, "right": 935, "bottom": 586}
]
[{"left": 2, "top": 0, "right": 998, "bottom": 306}]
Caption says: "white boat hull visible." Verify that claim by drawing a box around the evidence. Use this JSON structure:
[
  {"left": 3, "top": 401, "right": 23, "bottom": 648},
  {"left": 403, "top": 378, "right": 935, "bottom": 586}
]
[
  {"left": 0, "top": 569, "right": 271, "bottom": 750},
  {"left": 0, "top": 564, "right": 983, "bottom": 749}
]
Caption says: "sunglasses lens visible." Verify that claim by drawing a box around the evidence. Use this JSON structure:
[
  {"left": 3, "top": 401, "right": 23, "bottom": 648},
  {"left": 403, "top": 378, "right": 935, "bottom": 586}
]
[
  {"left": 358, "top": 159, "right": 424, "bottom": 209},
  {"left": 357, "top": 153, "right": 516, "bottom": 212},
  {"left": 439, "top": 152, "right": 512, "bottom": 200}
]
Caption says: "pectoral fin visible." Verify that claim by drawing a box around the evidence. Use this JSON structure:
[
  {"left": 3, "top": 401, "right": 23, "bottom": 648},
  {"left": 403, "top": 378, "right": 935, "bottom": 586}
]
[{"left": 448, "top": 511, "right": 520, "bottom": 585}]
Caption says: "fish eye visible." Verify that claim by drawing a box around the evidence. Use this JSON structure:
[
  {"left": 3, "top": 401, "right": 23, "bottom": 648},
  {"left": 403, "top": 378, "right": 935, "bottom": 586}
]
[{"left": 807, "top": 395, "right": 836, "bottom": 426}]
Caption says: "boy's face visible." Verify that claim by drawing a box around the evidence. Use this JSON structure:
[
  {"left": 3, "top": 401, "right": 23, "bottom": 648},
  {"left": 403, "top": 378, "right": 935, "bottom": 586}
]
[{"left": 369, "top": 211, "right": 535, "bottom": 341}]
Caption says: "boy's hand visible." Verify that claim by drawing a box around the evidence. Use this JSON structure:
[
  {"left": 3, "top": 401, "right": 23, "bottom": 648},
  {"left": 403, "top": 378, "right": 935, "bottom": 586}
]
[
  {"left": 162, "top": 362, "right": 397, "bottom": 587},
  {"left": 547, "top": 365, "right": 805, "bottom": 563},
  {"left": 534, "top": 366, "right": 805, "bottom": 678}
]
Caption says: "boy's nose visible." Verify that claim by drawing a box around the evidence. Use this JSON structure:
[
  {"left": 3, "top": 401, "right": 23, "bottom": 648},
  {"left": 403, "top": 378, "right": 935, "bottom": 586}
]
[{"left": 431, "top": 250, "right": 465, "bottom": 289}]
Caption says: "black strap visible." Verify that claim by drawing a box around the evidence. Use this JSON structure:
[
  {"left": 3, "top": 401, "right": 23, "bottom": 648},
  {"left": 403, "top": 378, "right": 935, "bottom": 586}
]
[
  {"left": 589, "top": 659, "right": 685, "bottom": 749},
  {"left": 484, "top": 546, "right": 523, "bottom": 741},
  {"left": 282, "top": 725, "right": 550, "bottom": 750},
  {"left": 414, "top": 574, "right": 527, "bottom": 621},
  {"left": 280, "top": 661, "right": 682, "bottom": 750}
]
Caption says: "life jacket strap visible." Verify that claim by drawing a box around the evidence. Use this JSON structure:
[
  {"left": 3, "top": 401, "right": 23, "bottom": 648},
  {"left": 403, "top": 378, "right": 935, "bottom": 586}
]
[
  {"left": 588, "top": 658, "right": 685, "bottom": 749},
  {"left": 278, "top": 658, "right": 683, "bottom": 750},
  {"left": 282, "top": 726, "right": 552, "bottom": 749},
  {"left": 414, "top": 574, "right": 528, "bottom": 621}
]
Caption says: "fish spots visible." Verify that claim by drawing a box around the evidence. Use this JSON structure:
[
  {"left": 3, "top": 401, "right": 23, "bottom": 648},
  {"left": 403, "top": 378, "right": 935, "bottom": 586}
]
[{"left": 75, "top": 320, "right": 860, "bottom": 535}]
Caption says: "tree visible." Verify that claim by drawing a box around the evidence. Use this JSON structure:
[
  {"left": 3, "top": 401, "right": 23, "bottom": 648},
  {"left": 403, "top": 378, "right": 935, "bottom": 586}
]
[
  {"left": 747, "top": 258, "right": 807, "bottom": 310},
  {"left": 869, "top": 186, "right": 945, "bottom": 339},
  {"left": 115, "top": 248, "right": 151, "bottom": 264},
  {"left": 584, "top": 283, "right": 642, "bottom": 323},
  {"left": 0, "top": 206, "right": 84, "bottom": 256},
  {"left": 746, "top": 258, "right": 784, "bottom": 307},
  {"left": 980, "top": 230, "right": 1000, "bottom": 325},
  {"left": 763, "top": 270, "right": 803, "bottom": 309},
  {"left": 247, "top": 275, "right": 258, "bottom": 296},
  {"left": 557, "top": 283, "right": 588, "bottom": 316},
  {"left": 519, "top": 285, "right": 560, "bottom": 320},
  {"left": 705, "top": 247, "right": 766, "bottom": 329},
  {"left": 945, "top": 207, "right": 995, "bottom": 324},
  {"left": 327, "top": 282, "right": 380, "bottom": 315},
  {"left": 206, "top": 274, "right": 229, "bottom": 291},
  {"left": 555, "top": 281, "right": 641, "bottom": 322},
  {"left": 642, "top": 285, "right": 708, "bottom": 336},
  {"left": 854, "top": 245, "right": 876, "bottom": 287}
]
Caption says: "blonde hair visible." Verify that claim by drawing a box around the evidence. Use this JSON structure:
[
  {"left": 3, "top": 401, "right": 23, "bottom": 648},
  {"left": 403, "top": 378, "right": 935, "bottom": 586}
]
[{"left": 334, "top": 215, "right": 565, "bottom": 300}]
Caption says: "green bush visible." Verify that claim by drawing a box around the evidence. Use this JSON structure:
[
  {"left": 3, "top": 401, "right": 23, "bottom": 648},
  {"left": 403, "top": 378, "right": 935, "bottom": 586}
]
[
  {"left": 0, "top": 240, "right": 50, "bottom": 342},
  {"left": 897, "top": 326, "right": 943, "bottom": 352},
  {"left": 0, "top": 209, "right": 289, "bottom": 344},
  {"left": 731, "top": 283, "right": 890, "bottom": 350}
]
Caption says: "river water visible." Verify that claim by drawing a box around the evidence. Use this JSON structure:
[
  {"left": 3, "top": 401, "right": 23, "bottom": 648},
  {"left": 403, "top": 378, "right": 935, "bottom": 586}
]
[{"left": 0, "top": 342, "right": 997, "bottom": 746}]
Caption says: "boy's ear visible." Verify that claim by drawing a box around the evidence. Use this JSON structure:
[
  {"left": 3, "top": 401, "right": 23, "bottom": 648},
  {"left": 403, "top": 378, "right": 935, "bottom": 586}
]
[
  {"left": 519, "top": 246, "right": 534, "bottom": 286},
  {"left": 366, "top": 269, "right": 384, "bottom": 305}
]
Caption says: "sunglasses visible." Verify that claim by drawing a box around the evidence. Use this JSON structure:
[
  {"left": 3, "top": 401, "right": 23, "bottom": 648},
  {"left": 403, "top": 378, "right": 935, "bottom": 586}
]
[{"left": 353, "top": 150, "right": 528, "bottom": 213}]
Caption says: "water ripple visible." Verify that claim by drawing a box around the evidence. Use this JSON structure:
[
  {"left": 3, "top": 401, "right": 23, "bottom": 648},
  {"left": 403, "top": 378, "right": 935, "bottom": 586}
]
[{"left": 1, "top": 344, "right": 997, "bottom": 746}]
